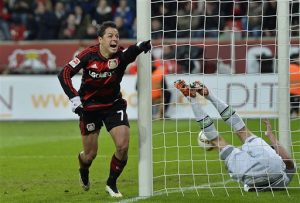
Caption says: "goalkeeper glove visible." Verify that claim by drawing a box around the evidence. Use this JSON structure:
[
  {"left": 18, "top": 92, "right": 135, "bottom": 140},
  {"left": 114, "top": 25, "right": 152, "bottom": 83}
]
[
  {"left": 137, "top": 40, "right": 151, "bottom": 53},
  {"left": 70, "top": 96, "right": 83, "bottom": 116}
]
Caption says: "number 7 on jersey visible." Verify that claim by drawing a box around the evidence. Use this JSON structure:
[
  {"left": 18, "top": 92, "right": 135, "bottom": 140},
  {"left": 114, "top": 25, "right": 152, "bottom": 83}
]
[{"left": 117, "top": 110, "right": 124, "bottom": 121}]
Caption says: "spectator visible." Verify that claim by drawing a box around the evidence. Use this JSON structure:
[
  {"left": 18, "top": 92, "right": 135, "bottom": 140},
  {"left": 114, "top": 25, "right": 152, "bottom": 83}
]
[
  {"left": 151, "top": 18, "right": 162, "bottom": 39},
  {"left": 0, "top": 0, "right": 11, "bottom": 40},
  {"left": 0, "top": 0, "right": 140, "bottom": 41},
  {"left": 241, "top": 1, "right": 262, "bottom": 38},
  {"left": 72, "top": 0, "right": 95, "bottom": 14},
  {"left": 263, "top": 1, "right": 277, "bottom": 37},
  {"left": 290, "top": 53, "right": 300, "bottom": 118},
  {"left": 132, "top": 57, "right": 171, "bottom": 118},
  {"left": 151, "top": 60, "right": 171, "bottom": 119},
  {"left": 114, "top": 0, "right": 134, "bottom": 30},
  {"left": 10, "top": 0, "right": 32, "bottom": 25},
  {"left": 155, "top": 2, "right": 177, "bottom": 38},
  {"left": 54, "top": 1, "right": 67, "bottom": 23},
  {"left": 24, "top": 12, "right": 37, "bottom": 40},
  {"left": 198, "top": 2, "right": 224, "bottom": 38},
  {"left": 84, "top": 23, "right": 97, "bottom": 39},
  {"left": 290, "top": 0, "right": 299, "bottom": 37},
  {"left": 177, "top": 1, "right": 201, "bottom": 38},
  {"left": 92, "top": 0, "right": 113, "bottom": 25},
  {"left": 176, "top": 45, "right": 203, "bottom": 74},
  {"left": 58, "top": 13, "right": 77, "bottom": 39},
  {"left": 74, "top": 4, "right": 91, "bottom": 39},
  {"left": 114, "top": 15, "right": 129, "bottom": 38},
  {"left": 34, "top": 1, "right": 59, "bottom": 40},
  {"left": 161, "top": 45, "right": 177, "bottom": 74}
]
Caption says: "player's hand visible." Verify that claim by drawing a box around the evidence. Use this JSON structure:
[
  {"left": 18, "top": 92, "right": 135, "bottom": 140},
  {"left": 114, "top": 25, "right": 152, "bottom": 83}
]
[
  {"left": 74, "top": 106, "right": 84, "bottom": 117},
  {"left": 137, "top": 40, "right": 151, "bottom": 53},
  {"left": 263, "top": 119, "right": 273, "bottom": 137},
  {"left": 70, "top": 96, "right": 83, "bottom": 116}
]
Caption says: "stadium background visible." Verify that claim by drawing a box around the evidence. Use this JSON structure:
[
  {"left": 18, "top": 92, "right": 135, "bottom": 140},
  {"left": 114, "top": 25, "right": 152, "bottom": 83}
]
[{"left": 1, "top": 0, "right": 300, "bottom": 202}]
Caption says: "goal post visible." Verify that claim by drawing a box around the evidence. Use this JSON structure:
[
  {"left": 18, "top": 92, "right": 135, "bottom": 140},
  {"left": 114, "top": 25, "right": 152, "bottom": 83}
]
[
  {"left": 277, "top": 0, "right": 291, "bottom": 155},
  {"left": 136, "top": 0, "right": 298, "bottom": 197},
  {"left": 137, "top": 0, "right": 153, "bottom": 197}
]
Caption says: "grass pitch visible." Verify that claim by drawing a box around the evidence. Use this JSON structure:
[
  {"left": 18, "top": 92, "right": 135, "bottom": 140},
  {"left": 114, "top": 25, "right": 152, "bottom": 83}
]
[{"left": 0, "top": 119, "right": 299, "bottom": 203}]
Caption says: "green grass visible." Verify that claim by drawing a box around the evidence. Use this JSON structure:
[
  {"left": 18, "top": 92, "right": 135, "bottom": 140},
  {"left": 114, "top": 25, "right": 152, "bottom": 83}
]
[{"left": 0, "top": 119, "right": 299, "bottom": 203}]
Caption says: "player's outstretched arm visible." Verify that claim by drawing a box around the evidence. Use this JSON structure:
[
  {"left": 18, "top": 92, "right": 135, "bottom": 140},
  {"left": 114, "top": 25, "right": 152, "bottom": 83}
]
[
  {"left": 122, "top": 40, "right": 151, "bottom": 64},
  {"left": 263, "top": 119, "right": 295, "bottom": 170}
]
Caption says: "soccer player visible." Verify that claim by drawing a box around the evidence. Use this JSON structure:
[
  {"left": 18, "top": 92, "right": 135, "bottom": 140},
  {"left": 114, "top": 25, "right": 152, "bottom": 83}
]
[
  {"left": 174, "top": 80, "right": 295, "bottom": 192},
  {"left": 58, "top": 21, "right": 151, "bottom": 197}
]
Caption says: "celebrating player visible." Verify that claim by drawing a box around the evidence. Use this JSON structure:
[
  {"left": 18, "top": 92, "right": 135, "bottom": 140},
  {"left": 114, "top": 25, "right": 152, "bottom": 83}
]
[
  {"left": 58, "top": 21, "right": 151, "bottom": 197},
  {"left": 174, "top": 80, "right": 295, "bottom": 192}
]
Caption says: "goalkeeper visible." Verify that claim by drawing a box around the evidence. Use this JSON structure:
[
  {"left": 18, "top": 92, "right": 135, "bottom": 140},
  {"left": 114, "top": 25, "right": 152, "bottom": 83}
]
[{"left": 175, "top": 80, "right": 295, "bottom": 192}]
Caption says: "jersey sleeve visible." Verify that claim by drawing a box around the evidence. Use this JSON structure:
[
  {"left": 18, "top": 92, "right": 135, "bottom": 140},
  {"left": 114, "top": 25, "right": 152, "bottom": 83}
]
[
  {"left": 57, "top": 53, "right": 88, "bottom": 99},
  {"left": 121, "top": 44, "right": 143, "bottom": 66}
]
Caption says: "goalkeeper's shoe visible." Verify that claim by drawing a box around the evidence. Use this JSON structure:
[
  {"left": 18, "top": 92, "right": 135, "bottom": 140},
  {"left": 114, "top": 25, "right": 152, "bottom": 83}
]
[
  {"left": 190, "top": 81, "right": 209, "bottom": 97},
  {"left": 174, "top": 79, "right": 196, "bottom": 97},
  {"left": 105, "top": 184, "right": 123, "bottom": 198},
  {"left": 79, "top": 168, "right": 90, "bottom": 191}
]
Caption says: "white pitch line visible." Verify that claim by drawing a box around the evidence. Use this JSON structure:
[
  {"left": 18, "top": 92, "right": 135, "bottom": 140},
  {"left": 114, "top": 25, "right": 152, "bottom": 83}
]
[{"left": 118, "top": 179, "right": 233, "bottom": 203}]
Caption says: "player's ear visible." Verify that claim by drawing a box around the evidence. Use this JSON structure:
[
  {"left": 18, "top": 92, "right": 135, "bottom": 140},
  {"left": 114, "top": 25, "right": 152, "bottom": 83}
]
[{"left": 98, "top": 36, "right": 102, "bottom": 43}]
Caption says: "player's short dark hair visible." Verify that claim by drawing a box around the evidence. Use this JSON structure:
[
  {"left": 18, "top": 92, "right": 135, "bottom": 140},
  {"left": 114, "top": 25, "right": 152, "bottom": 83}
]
[{"left": 97, "top": 21, "right": 117, "bottom": 37}]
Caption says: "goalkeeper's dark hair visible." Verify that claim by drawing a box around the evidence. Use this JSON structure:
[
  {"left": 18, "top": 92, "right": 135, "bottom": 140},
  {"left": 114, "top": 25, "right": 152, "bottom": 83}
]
[{"left": 97, "top": 21, "right": 117, "bottom": 37}]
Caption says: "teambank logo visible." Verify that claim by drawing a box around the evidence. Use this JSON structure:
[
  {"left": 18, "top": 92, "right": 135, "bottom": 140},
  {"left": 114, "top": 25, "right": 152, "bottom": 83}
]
[{"left": 31, "top": 94, "right": 69, "bottom": 108}]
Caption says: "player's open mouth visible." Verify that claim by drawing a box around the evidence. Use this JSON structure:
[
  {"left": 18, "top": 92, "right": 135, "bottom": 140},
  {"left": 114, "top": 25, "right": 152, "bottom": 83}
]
[{"left": 110, "top": 44, "right": 117, "bottom": 48}]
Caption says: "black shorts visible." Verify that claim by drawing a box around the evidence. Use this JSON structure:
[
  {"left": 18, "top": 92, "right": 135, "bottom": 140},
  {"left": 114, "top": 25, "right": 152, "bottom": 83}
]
[{"left": 79, "top": 99, "right": 130, "bottom": 135}]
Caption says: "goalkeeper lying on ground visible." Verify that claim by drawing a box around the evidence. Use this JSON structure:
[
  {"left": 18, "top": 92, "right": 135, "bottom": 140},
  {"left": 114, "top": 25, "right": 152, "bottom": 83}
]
[{"left": 175, "top": 80, "right": 296, "bottom": 192}]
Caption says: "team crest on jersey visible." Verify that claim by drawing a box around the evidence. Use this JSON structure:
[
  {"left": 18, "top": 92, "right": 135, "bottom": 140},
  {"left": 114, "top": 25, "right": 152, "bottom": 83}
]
[
  {"left": 86, "top": 123, "right": 95, "bottom": 131},
  {"left": 108, "top": 59, "right": 118, "bottom": 69},
  {"left": 89, "top": 63, "right": 98, "bottom": 69},
  {"left": 69, "top": 57, "right": 80, "bottom": 68}
]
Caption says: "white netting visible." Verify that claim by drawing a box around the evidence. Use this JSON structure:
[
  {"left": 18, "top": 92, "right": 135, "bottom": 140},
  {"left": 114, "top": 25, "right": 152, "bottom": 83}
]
[{"left": 150, "top": 0, "right": 300, "bottom": 196}]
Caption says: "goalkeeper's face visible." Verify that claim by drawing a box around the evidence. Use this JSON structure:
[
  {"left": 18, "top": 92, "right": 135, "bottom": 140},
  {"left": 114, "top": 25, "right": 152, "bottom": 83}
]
[{"left": 99, "top": 27, "right": 119, "bottom": 57}]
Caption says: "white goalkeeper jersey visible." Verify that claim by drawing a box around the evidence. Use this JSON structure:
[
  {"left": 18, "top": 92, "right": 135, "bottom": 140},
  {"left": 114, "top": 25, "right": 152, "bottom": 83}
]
[{"left": 220, "top": 135, "right": 295, "bottom": 191}]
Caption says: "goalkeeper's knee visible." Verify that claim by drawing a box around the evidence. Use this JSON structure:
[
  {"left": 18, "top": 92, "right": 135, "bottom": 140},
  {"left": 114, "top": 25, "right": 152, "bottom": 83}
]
[
  {"left": 220, "top": 106, "right": 245, "bottom": 132},
  {"left": 197, "top": 116, "right": 218, "bottom": 141}
]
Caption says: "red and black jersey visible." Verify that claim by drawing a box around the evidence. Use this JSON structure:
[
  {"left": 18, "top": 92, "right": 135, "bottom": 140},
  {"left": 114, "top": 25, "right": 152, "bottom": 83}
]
[{"left": 58, "top": 43, "right": 143, "bottom": 110}]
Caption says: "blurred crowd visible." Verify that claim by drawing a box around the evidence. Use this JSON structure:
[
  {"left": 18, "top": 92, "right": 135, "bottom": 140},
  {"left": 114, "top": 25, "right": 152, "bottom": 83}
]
[
  {"left": 151, "top": 0, "right": 299, "bottom": 39},
  {"left": 0, "top": 0, "right": 299, "bottom": 41},
  {"left": 0, "top": 0, "right": 136, "bottom": 40}
]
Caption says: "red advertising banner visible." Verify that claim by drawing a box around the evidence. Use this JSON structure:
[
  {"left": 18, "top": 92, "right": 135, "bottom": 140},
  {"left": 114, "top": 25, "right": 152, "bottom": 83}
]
[{"left": 0, "top": 39, "right": 299, "bottom": 74}]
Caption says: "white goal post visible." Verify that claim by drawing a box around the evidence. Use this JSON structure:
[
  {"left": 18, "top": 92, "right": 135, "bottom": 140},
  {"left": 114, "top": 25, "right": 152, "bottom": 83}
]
[
  {"left": 137, "top": 0, "right": 153, "bottom": 197},
  {"left": 277, "top": 0, "right": 292, "bottom": 155},
  {"left": 137, "top": 0, "right": 297, "bottom": 197}
]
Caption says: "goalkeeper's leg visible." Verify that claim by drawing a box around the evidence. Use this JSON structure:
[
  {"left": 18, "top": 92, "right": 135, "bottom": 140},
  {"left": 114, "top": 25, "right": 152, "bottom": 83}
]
[
  {"left": 191, "top": 81, "right": 251, "bottom": 142},
  {"left": 190, "top": 97, "right": 218, "bottom": 141},
  {"left": 190, "top": 96, "right": 229, "bottom": 150},
  {"left": 174, "top": 80, "right": 217, "bottom": 141},
  {"left": 175, "top": 79, "right": 228, "bottom": 149}
]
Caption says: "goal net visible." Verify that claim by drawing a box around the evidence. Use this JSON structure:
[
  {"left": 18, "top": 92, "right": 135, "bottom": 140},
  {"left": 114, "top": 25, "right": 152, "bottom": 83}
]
[{"left": 145, "top": 0, "right": 300, "bottom": 197}]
